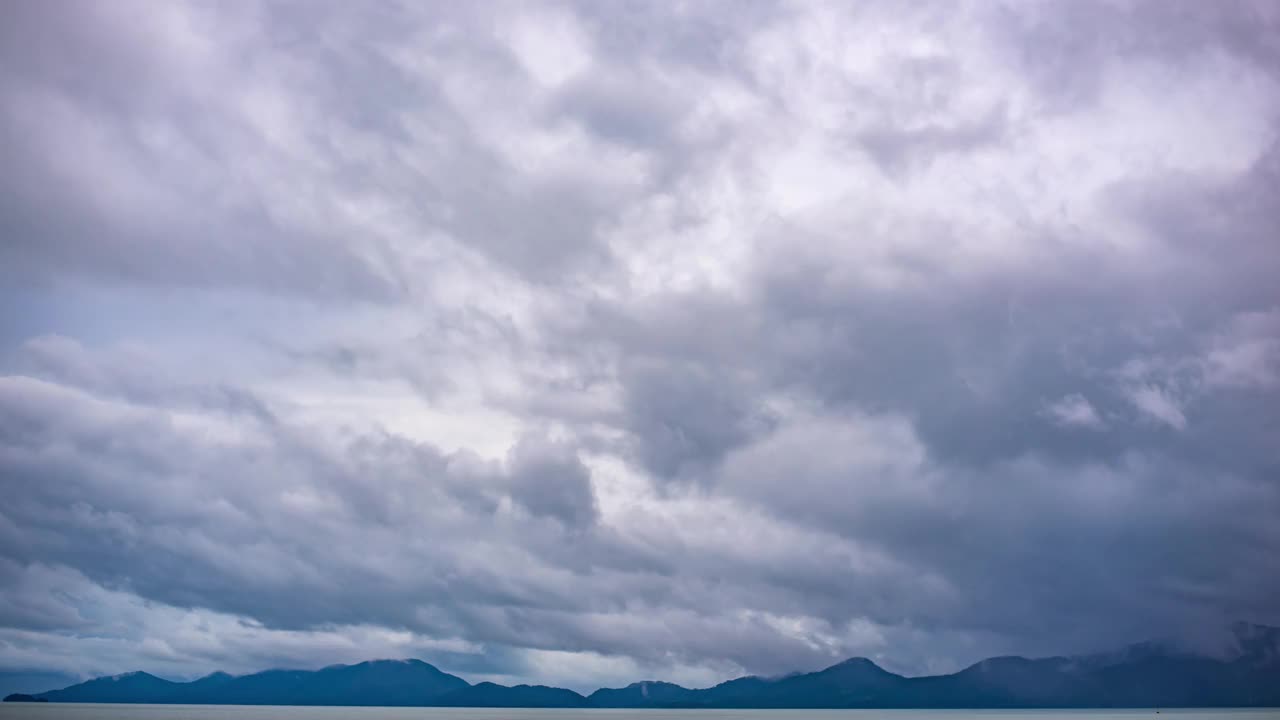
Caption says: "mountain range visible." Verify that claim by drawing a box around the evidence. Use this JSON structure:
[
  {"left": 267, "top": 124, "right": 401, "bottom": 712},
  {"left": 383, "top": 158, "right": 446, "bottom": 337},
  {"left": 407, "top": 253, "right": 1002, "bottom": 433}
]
[{"left": 8, "top": 622, "right": 1279, "bottom": 708}]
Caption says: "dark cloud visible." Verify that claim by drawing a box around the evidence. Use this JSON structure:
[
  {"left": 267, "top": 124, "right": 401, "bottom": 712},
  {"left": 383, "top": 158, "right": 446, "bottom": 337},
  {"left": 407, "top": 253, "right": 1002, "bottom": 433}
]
[
  {"left": 619, "top": 359, "right": 772, "bottom": 482},
  {"left": 504, "top": 435, "right": 598, "bottom": 528},
  {"left": 1, "top": 0, "right": 1278, "bottom": 694}
]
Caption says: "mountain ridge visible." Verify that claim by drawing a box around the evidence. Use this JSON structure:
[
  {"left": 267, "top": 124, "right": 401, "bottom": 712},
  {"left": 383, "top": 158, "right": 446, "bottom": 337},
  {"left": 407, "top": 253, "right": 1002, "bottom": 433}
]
[{"left": 7, "top": 623, "right": 1279, "bottom": 708}]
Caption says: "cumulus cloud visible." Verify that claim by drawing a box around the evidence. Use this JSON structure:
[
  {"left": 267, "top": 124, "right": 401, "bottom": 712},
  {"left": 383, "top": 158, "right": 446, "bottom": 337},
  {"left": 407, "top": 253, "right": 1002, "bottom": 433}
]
[{"left": 1, "top": 0, "right": 1278, "bottom": 693}]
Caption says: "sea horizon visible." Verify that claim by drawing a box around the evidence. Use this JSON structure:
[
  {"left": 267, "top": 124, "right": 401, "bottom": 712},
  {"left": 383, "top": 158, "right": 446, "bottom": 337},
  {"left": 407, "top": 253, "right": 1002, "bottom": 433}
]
[
  {"left": 3, "top": 705, "right": 1280, "bottom": 720},
  {"left": 7, "top": 702, "right": 1280, "bottom": 712}
]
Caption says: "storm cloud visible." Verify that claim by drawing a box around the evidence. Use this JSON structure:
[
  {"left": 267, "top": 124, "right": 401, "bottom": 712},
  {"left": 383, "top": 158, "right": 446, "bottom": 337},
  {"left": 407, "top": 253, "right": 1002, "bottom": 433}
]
[{"left": 1, "top": 0, "right": 1278, "bottom": 694}]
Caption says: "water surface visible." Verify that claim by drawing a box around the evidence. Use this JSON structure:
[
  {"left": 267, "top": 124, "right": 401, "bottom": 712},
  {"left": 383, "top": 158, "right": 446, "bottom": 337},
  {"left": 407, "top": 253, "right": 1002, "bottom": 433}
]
[{"left": 2, "top": 707, "right": 1277, "bottom": 720}]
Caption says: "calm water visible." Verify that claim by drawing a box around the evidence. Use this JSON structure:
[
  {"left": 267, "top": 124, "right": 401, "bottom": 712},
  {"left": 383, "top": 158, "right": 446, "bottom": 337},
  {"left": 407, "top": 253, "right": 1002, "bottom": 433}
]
[{"left": 0, "top": 707, "right": 1276, "bottom": 720}]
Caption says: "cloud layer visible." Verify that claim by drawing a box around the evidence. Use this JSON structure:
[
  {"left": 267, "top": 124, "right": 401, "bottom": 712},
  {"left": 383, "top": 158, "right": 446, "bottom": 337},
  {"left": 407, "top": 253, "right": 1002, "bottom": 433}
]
[{"left": 2, "top": 0, "right": 1278, "bottom": 693}]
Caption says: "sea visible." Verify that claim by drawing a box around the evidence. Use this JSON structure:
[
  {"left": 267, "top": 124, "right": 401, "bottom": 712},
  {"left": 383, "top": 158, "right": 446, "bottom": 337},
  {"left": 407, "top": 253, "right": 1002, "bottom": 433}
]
[{"left": 0, "top": 708, "right": 1277, "bottom": 720}]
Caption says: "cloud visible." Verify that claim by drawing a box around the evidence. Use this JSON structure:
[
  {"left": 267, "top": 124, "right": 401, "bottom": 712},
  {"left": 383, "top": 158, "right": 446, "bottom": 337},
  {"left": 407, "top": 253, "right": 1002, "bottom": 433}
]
[
  {"left": 1127, "top": 385, "right": 1189, "bottom": 431},
  {"left": 1043, "top": 394, "right": 1105, "bottom": 429},
  {"left": 1202, "top": 309, "right": 1280, "bottom": 389},
  {"left": 504, "top": 434, "right": 599, "bottom": 529},
  {"left": 1, "top": 0, "right": 1279, "bottom": 693}
]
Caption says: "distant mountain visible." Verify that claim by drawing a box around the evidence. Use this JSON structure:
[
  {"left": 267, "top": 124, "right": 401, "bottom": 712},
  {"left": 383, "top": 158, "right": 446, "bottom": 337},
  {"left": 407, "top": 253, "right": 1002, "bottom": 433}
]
[
  {"left": 588, "top": 680, "right": 695, "bottom": 707},
  {"left": 437, "top": 682, "right": 589, "bottom": 708},
  {"left": 729, "top": 657, "right": 906, "bottom": 708},
  {"left": 688, "top": 673, "right": 779, "bottom": 705},
  {"left": 11, "top": 622, "right": 1279, "bottom": 708},
  {"left": 39, "top": 671, "right": 182, "bottom": 704},
  {"left": 33, "top": 660, "right": 469, "bottom": 707},
  {"left": 908, "top": 655, "right": 1085, "bottom": 708},
  {"left": 199, "top": 659, "right": 470, "bottom": 706}
]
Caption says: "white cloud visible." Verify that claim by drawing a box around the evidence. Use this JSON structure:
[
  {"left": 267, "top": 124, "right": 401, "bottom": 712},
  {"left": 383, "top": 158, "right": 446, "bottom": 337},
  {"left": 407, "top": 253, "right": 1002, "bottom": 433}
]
[
  {"left": 1043, "top": 393, "right": 1105, "bottom": 429},
  {"left": 1127, "top": 384, "right": 1188, "bottom": 430}
]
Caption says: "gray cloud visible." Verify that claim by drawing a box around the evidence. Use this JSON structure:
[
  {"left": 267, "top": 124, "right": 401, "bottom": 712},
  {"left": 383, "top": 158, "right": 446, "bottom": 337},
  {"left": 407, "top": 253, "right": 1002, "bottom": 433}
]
[
  {"left": 1, "top": 0, "right": 1278, "bottom": 694},
  {"left": 504, "top": 434, "right": 598, "bottom": 528}
]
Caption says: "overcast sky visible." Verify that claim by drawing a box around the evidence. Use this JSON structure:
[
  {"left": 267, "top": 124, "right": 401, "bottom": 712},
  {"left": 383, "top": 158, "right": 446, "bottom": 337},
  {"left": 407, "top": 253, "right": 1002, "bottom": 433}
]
[{"left": 1, "top": 0, "right": 1279, "bottom": 695}]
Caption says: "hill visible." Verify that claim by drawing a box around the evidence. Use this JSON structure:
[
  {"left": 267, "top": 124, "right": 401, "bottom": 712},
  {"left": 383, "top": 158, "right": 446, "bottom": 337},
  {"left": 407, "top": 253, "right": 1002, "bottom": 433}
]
[{"left": 13, "top": 622, "right": 1279, "bottom": 708}]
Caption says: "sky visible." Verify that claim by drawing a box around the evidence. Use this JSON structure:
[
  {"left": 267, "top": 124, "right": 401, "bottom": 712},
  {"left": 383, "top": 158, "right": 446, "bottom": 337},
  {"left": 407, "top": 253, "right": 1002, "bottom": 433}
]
[{"left": 1, "top": 0, "right": 1279, "bottom": 696}]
